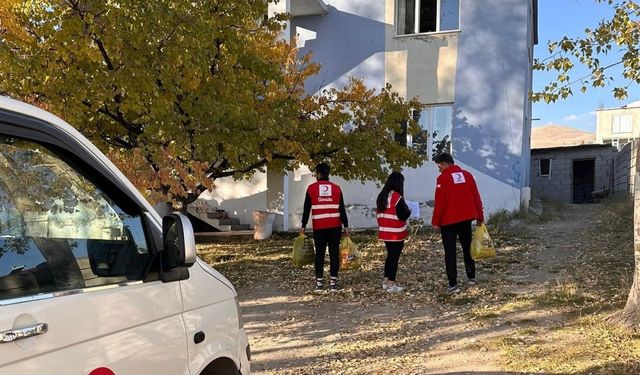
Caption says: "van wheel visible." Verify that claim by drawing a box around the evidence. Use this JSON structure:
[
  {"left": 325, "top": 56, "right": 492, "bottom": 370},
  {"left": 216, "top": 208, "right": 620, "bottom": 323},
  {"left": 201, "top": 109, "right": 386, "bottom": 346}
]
[{"left": 200, "top": 358, "right": 239, "bottom": 375}]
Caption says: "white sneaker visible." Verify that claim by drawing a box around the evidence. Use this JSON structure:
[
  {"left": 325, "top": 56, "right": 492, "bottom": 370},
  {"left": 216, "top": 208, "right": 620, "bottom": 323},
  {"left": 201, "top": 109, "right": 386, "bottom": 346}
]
[
  {"left": 387, "top": 285, "right": 405, "bottom": 293},
  {"left": 382, "top": 282, "right": 389, "bottom": 290}
]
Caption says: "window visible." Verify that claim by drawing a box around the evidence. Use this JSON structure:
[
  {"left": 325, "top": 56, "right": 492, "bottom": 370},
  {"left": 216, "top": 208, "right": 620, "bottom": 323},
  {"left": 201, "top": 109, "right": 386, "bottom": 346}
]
[
  {"left": 539, "top": 158, "right": 551, "bottom": 177},
  {"left": 605, "top": 137, "right": 631, "bottom": 151},
  {"left": 0, "top": 136, "right": 152, "bottom": 301},
  {"left": 397, "top": 0, "right": 459, "bottom": 35},
  {"left": 397, "top": 104, "right": 452, "bottom": 160},
  {"left": 395, "top": 121, "right": 408, "bottom": 147},
  {"left": 612, "top": 115, "right": 632, "bottom": 134}
]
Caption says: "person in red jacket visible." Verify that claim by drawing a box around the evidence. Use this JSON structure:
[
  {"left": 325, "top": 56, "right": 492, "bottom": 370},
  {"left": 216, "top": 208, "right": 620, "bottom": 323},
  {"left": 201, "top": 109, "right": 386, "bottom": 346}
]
[
  {"left": 376, "top": 171, "right": 411, "bottom": 293},
  {"left": 432, "top": 152, "right": 484, "bottom": 293},
  {"left": 301, "top": 163, "right": 350, "bottom": 292}
]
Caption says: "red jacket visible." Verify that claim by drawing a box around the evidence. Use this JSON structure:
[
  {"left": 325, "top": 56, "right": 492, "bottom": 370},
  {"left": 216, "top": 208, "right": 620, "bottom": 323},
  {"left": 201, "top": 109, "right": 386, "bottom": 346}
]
[
  {"left": 307, "top": 181, "right": 343, "bottom": 230},
  {"left": 431, "top": 165, "right": 484, "bottom": 227},
  {"left": 377, "top": 191, "right": 409, "bottom": 241}
]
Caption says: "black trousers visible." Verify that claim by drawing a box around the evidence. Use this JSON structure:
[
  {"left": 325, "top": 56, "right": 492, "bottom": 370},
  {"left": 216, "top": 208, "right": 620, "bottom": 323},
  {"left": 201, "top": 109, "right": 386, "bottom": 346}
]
[
  {"left": 440, "top": 220, "right": 475, "bottom": 287},
  {"left": 313, "top": 227, "right": 342, "bottom": 278},
  {"left": 384, "top": 241, "right": 404, "bottom": 281}
]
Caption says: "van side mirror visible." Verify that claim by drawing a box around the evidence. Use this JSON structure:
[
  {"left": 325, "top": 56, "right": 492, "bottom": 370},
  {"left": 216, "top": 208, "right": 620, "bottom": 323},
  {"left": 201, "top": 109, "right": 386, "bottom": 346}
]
[{"left": 162, "top": 213, "right": 196, "bottom": 269}]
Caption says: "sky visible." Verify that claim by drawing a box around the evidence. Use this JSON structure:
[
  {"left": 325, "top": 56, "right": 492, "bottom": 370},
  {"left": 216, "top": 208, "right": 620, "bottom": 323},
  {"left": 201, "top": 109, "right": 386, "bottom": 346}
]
[{"left": 533, "top": 0, "right": 640, "bottom": 132}]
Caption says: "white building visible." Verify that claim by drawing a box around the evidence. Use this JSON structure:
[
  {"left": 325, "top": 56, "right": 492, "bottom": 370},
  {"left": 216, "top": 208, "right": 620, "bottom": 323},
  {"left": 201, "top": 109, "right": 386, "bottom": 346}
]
[
  {"left": 198, "top": 0, "right": 538, "bottom": 231},
  {"left": 595, "top": 100, "right": 640, "bottom": 151}
]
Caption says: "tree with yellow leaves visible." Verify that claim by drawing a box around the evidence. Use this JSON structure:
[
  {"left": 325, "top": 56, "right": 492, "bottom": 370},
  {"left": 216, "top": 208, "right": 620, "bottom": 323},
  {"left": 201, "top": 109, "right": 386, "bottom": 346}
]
[
  {"left": 531, "top": 0, "right": 639, "bottom": 102},
  {"left": 0, "top": 0, "right": 424, "bottom": 208}
]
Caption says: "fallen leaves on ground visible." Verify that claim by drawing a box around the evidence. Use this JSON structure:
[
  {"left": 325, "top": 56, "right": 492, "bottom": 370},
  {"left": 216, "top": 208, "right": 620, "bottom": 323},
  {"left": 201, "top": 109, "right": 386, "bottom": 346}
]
[{"left": 197, "top": 199, "right": 640, "bottom": 374}]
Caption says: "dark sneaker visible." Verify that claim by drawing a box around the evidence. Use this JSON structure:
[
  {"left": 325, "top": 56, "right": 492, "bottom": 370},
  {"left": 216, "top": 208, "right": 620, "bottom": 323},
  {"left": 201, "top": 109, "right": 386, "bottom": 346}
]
[
  {"left": 467, "top": 278, "right": 477, "bottom": 286},
  {"left": 314, "top": 279, "right": 324, "bottom": 292},
  {"left": 329, "top": 277, "right": 338, "bottom": 292},
  {"left": 447, "top": 285, "right": 461, "bottom": 294}
]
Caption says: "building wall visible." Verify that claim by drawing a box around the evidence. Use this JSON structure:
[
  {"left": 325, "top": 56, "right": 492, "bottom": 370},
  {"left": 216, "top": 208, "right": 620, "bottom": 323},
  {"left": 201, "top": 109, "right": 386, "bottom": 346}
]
[
  {"left": 595, "top": 105, "right": 640, "bottom": 146},
  {"left": 206, "top": 0, "right": 535, "bottom": 230},
  {"left": 198, "top": 172, "right": 268, "bottom": 226},
  {"left": 284, "top": 161, "right": 520, "bottom": 230},
  {"left": 383, "top": 0, "right": 458, "bottom": 103},
  {"left": 452, "top": 0, "right": 532, "bottom": 192},
  {"left": 293, "top": 0, "right": 388, "bottom": 94},
  {"left": 614, "top": 140, "right": 637, "bottom": 195},
  {"left": 530, "top": 146, "right": 616, "bottom": 203}
]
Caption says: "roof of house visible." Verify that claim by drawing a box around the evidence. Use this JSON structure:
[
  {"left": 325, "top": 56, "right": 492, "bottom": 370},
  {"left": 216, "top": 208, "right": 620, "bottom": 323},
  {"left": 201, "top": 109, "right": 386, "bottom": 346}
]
[
  {"left": 596, "top": 99, "right": 640, "bottom": 111},
  {"left": 531, "top": 143, "right": 615, "bottom": 153}
]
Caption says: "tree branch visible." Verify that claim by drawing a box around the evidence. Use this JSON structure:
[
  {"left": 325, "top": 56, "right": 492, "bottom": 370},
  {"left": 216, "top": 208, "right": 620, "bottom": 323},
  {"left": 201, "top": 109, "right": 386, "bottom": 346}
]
[
  {"left": 82, "top": 100, "right": 141, "bottom": 137},
  {"left": 92, "top": 36, "right": 115, "bottom": 70}
]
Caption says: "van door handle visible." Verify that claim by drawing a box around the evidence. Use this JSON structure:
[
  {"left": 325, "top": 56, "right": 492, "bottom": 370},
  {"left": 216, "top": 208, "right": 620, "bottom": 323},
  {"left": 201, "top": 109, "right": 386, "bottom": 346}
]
[{"left": 1, "top": 323, "right": 48, "bottom": 343}]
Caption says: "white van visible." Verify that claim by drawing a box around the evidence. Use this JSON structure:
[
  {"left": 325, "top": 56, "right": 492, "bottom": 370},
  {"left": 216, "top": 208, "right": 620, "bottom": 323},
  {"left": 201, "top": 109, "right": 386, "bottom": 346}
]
[{"left": 0, "top": 97, "right": 250, "bottom": 375}]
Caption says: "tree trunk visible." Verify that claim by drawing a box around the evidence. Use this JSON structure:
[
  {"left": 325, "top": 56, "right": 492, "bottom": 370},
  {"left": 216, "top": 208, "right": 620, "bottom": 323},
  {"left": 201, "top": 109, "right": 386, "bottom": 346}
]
[{"left": 613, "top": 143, "right": 640, "bottom": 328}]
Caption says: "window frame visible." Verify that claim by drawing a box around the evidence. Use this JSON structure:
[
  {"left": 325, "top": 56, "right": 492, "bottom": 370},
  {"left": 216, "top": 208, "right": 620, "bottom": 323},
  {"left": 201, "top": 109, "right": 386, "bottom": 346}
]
[
  {"left": 0, "top": 120, "right": 163, "bottom": 304},
  {"left": 399, "top": 103, "right": 453, "bottom": 160},
  {"left": 539, "top": 158, "right": 552, "bottom": 177},
  {"left": 396, "top": 0, "right": 460, "bottom": 37},
  {"left": 611, "top": 114, "right": 633, "bottom": 134}
]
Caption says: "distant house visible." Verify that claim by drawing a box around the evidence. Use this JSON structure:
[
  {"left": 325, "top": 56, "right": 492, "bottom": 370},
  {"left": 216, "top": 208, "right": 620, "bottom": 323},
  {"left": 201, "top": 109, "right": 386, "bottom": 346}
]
[
  {"left": 199, "top": 0, "right": 538, "bottom": 230},
  {"left": 596, "top": 100, "right": 640, "bottom": 151},
  {"left": 530, "top": 144, "right": 621, "bottom": 204}
]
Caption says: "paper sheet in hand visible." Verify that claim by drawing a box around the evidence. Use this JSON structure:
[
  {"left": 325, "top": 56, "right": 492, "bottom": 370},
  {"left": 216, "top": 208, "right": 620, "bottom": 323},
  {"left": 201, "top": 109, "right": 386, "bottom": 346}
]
[{"left": 406, "top": 200, "right": 420, "bottom": 218}]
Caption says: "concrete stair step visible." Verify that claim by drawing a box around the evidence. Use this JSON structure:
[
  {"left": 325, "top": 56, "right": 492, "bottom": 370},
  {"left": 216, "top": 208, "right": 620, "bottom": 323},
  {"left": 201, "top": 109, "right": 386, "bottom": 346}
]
[
  {"left": 216, "top": 224, "right": 252, "bottom": 231},
  {"left": 186, "top": 207, "right": 248, "bottom": 232},
  {"left": 232, "top": 224, "right": 251, "bottom": 231},
  {"left": 206, "top": 217, "right": 240, "bottom": 226}
]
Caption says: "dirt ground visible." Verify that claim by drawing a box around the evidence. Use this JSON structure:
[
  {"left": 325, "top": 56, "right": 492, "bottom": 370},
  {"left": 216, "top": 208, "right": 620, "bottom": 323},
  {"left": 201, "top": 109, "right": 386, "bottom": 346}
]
[{"left": 200, "top": 202, "right": 637, "bottom": 374}]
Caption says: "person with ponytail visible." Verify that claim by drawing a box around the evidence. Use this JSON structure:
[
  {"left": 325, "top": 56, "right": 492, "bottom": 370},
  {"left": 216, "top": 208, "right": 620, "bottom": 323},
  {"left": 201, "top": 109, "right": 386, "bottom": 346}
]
[{"left": 376, "top": 171, "right": 411, "bottom": 293}]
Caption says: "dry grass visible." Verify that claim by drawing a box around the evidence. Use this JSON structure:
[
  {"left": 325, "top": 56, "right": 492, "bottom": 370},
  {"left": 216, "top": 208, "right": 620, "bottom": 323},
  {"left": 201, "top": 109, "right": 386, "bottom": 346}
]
[
  {"left": 196, "top": 197, "right": 640, "bottom": 374},
  {"left": 490, "top": 197, "right": 640, "bottom": 374}
]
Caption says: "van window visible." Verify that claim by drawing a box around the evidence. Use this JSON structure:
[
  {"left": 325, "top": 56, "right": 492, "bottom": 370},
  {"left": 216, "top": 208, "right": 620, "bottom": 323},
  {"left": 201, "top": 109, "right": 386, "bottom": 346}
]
[{"left": 0, "top": 136, "right": 152, "bottom": 301}]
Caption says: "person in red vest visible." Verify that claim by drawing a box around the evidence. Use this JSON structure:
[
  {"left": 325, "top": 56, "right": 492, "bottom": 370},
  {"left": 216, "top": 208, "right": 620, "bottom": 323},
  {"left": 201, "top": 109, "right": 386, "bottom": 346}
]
[
  {"left": 376, "top": 171, "right": 411, "bottom": 293},
  {"left": 432, "top": 152, "right": 484, "bottom": 294},
  {"left": 301, "top": 162, "right": 350, "bottom": 292}
]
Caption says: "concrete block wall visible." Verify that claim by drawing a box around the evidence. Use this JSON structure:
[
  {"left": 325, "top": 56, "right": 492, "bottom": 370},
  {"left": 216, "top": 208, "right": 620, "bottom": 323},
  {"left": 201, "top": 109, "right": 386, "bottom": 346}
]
[
  {"left": 632, "top": 141, "right": 638, "bottom": 195},
  {"left": 614, "top": 141, "right": 634, "bottom": 195},
  {"left": 530, "top": 145, "right": 617, "bottom": 203}
]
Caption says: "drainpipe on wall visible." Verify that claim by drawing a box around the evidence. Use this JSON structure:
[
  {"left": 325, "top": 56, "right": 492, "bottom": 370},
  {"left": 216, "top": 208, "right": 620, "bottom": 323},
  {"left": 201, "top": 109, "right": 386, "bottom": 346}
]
[{"left": 521, "top": 187, "right": 531, "bottom": 213}]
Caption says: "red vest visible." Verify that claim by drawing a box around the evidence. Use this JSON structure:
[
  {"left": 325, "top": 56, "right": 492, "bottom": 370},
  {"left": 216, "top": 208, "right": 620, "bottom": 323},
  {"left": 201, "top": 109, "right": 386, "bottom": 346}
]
[
  {"left": 307, "top": 181, "right": 342, "bottom": 230},
  {"left": 377, "top": 191, "right": 408, "bottom": 241}
]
